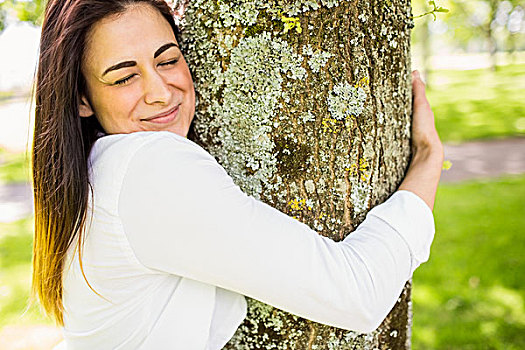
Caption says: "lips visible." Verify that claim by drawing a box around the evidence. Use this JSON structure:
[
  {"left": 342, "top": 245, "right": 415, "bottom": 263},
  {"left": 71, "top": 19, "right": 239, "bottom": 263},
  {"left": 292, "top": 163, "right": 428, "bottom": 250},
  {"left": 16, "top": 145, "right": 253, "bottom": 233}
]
[{"left": 141, "top": 105, "right": 180, "bottom": 124}]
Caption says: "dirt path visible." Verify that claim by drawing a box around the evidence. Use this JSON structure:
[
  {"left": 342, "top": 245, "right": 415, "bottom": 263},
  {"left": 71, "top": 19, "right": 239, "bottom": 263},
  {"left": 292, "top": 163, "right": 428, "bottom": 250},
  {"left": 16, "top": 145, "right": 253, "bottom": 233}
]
[{"left": 440, "top": 137, "right": 525, "bottom": 183}]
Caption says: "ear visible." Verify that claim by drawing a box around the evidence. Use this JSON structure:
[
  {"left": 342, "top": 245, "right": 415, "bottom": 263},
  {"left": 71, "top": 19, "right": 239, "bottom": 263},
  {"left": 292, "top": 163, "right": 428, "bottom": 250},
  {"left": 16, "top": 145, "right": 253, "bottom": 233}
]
[{"left": 79, "top": 95, "right": 94, "bottom": 118}]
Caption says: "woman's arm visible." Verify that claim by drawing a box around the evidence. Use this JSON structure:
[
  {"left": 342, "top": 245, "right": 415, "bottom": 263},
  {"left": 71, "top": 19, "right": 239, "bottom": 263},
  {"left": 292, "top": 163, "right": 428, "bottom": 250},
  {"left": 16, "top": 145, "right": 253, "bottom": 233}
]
[
  {"left": 117, "top": 132, "right": 434, "bottom": 334},
  {"left": 398, "top": 71, "right": 444, "bottom": 211}
]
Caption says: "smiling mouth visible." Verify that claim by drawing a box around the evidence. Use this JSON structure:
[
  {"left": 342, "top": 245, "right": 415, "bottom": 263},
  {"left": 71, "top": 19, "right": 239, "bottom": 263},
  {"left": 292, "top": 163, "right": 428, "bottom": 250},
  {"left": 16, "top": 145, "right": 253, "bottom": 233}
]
[{"left": 141, "top": 105, "right": 180, "bottom": 124}]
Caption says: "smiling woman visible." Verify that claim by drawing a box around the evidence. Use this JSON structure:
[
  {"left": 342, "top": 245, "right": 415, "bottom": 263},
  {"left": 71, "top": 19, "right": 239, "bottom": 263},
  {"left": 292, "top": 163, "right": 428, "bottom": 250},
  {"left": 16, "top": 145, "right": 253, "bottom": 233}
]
[
  {"left": 31, "top": 0, "right": 443, "bottom": 349},
  {"left": 79, "top": 4, "right": 195, "bottom": 136}
]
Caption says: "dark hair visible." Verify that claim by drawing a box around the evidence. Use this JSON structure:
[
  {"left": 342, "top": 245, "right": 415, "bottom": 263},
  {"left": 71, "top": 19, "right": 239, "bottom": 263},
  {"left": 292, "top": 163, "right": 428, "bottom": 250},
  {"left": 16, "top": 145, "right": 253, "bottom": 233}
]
[{"left": 31, "top": 0, "right": 180, "bottom": 326}]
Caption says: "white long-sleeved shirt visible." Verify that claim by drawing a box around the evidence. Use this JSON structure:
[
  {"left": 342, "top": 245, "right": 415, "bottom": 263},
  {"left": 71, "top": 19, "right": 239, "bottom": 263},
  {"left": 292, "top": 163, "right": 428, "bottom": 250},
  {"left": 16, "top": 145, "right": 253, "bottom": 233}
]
[{"left": 59, "top": 131, "right": 435, "bottom": 349}]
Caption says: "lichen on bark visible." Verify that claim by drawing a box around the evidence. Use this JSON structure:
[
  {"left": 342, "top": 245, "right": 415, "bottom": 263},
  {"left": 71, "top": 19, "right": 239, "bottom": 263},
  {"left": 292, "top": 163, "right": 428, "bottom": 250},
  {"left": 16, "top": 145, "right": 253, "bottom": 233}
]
[{"left": 181, "top": 0, "right": 416, "bottom": 348}]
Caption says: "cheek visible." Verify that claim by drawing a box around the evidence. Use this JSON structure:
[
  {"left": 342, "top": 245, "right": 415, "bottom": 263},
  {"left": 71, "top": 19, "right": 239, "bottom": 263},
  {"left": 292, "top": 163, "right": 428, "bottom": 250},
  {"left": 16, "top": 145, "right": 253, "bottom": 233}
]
[
  {"left": 185, "top": 74, "right": 196, "bottom": 110},
  {"left": 179, "top": 59, "right": 195, "bottom": 92},
  {"left": 96, "top": 88, "right": 141, "bottom": 123},
  {"left": 183, "top": 68, "right": 194, "bottom": 88}
]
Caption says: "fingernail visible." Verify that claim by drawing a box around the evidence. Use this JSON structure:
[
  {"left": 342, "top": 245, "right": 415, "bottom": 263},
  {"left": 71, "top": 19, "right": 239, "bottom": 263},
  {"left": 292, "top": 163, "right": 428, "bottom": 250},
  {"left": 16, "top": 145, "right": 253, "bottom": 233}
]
[{"left": 414, "top": 70, "right": 420, "bottom": 79}]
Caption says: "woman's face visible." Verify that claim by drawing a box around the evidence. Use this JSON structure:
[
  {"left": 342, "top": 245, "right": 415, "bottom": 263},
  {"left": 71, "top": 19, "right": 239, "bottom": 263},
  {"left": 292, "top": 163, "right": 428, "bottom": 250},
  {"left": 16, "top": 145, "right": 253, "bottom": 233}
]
[{"left": 79, "top": 3, "right": 195, "bottom": 137}]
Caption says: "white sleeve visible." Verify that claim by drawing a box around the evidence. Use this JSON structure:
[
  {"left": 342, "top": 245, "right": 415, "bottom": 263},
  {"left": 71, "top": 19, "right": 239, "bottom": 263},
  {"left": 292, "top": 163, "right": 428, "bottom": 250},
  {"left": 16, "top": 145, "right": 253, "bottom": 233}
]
[{"left": 118, "top": 135, "right": 435, "bottom": 333}]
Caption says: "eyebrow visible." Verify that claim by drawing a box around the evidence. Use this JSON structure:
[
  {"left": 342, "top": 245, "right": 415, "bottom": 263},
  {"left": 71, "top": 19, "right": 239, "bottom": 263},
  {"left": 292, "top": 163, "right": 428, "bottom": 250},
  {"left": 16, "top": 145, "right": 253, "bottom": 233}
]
[
  {"left": 101, "top": 42, "right": 179, "bottom": 77},
  {"left": 154, "top": 42, "right": 178, "bottom": 58}
]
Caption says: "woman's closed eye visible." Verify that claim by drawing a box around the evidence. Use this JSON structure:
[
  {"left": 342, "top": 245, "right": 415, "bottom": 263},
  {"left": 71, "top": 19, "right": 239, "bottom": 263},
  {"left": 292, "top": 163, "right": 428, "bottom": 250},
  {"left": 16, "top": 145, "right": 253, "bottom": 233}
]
[
  {"left": 113, "top": 74, "right": 136, "bottom": 86},
  {"left": 159, "top": 58, "right": 179, "bottom": 66}
]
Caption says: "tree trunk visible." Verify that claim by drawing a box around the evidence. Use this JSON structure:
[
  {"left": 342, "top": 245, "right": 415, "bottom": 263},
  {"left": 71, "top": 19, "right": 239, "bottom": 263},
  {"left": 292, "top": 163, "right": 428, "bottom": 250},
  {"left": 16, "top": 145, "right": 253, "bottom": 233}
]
[
  {"left": 487, "top": 0, "right": 498, "bottom": 71},
  {"left": 182, "top": 0, "right": 415, "bottom": 348}
]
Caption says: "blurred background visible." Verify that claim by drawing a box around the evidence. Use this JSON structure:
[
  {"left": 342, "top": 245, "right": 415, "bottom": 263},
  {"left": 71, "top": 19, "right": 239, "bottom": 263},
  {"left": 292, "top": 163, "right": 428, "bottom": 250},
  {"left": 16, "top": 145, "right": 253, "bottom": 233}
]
[{"left": 0, "top": 0, "right": 523, "bottom": 349}]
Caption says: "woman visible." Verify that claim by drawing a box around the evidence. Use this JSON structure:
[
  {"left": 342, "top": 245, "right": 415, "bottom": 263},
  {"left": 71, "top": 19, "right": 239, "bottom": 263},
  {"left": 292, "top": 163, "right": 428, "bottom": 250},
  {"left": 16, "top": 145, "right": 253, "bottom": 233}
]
[{"left": 31, "top": 0, "right": 444, "bottom": 349}]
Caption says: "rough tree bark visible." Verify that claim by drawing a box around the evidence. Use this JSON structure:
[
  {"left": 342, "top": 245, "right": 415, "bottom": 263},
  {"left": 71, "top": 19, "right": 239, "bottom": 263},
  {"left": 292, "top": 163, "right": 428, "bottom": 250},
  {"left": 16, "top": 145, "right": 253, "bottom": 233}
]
[{"left": 181, "top": 0, "right": 416, "bottom": 348}]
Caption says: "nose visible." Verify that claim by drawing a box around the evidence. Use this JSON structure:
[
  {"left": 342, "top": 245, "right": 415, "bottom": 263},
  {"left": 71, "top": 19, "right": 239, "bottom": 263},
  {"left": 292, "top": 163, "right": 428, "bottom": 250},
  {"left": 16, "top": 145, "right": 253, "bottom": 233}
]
[{"left": 143, "top": 71, "right": 171, "bottom": 105}]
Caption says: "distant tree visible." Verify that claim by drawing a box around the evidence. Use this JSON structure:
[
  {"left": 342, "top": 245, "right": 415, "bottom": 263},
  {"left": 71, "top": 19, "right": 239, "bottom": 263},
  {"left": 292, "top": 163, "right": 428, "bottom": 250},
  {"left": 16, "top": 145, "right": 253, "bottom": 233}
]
[
  {"left": 486, "top": 0, "right": 502, "bottom": 70},
  {"left": 443, "top": 0, "right": 523, "bottom": 70}
]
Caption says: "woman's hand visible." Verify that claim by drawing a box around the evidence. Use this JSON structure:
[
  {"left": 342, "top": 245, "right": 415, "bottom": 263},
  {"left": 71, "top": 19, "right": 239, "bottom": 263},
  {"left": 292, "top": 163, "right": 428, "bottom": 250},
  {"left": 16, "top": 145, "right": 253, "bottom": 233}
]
[
  {"left": 410, "top": 70, "right": 443, "bottom": 156},
  {"left": 397, "top": 70, "right": 444, "bottom": 211}
]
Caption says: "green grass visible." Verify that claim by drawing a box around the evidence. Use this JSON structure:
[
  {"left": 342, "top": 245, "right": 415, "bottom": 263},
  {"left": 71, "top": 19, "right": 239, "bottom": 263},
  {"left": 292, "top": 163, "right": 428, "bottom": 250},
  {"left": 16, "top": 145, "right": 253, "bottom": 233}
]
[
  {"left": 0, "top": 216, "right": 52, "bottom": 328},
  {"left": 427, "top": 64, "right": 525, "bottom": 143},
  {"left": 0, "top": 148, "right": 43, "bottom": 328},
  {"left": 412, "top": 175, "right": 525, "bottom": 349},
  {"left": 0, "top": 149, "right": 31, "bottom": 184}
]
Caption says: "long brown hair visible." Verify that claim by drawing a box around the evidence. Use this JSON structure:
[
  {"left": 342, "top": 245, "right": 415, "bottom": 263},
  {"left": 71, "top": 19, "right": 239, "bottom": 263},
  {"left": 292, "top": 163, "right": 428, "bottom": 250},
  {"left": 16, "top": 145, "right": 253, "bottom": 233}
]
[{"left": 31, "top": 0, "right": 181, "bottom": 326}]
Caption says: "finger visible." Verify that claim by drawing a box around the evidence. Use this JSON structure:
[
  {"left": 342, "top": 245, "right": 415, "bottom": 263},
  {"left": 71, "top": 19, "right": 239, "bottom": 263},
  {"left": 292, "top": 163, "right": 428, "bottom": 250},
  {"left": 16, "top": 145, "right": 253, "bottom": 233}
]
[
  {"left": 412, "top": 70, "right": 426, "bottom": 84},
  {"left": 412, "top": 70, "right": 426, "bottom": 93},
  {"left": 412, "top": 71, "right": 430, "bottom": 108}
]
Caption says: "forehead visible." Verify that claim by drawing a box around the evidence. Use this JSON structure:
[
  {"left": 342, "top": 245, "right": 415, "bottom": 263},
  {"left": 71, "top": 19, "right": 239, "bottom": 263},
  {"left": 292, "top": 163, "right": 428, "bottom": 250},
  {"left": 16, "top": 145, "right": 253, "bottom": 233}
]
[{"left": 83, "top": 3, "right": 176, "bottom": 73}]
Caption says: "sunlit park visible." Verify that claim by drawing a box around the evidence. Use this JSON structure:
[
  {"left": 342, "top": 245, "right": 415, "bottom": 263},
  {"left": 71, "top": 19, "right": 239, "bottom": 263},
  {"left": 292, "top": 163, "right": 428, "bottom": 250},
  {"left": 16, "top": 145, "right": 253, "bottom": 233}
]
[{"left": 0, "top": 0, "right": 524, "bottom": 349}]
